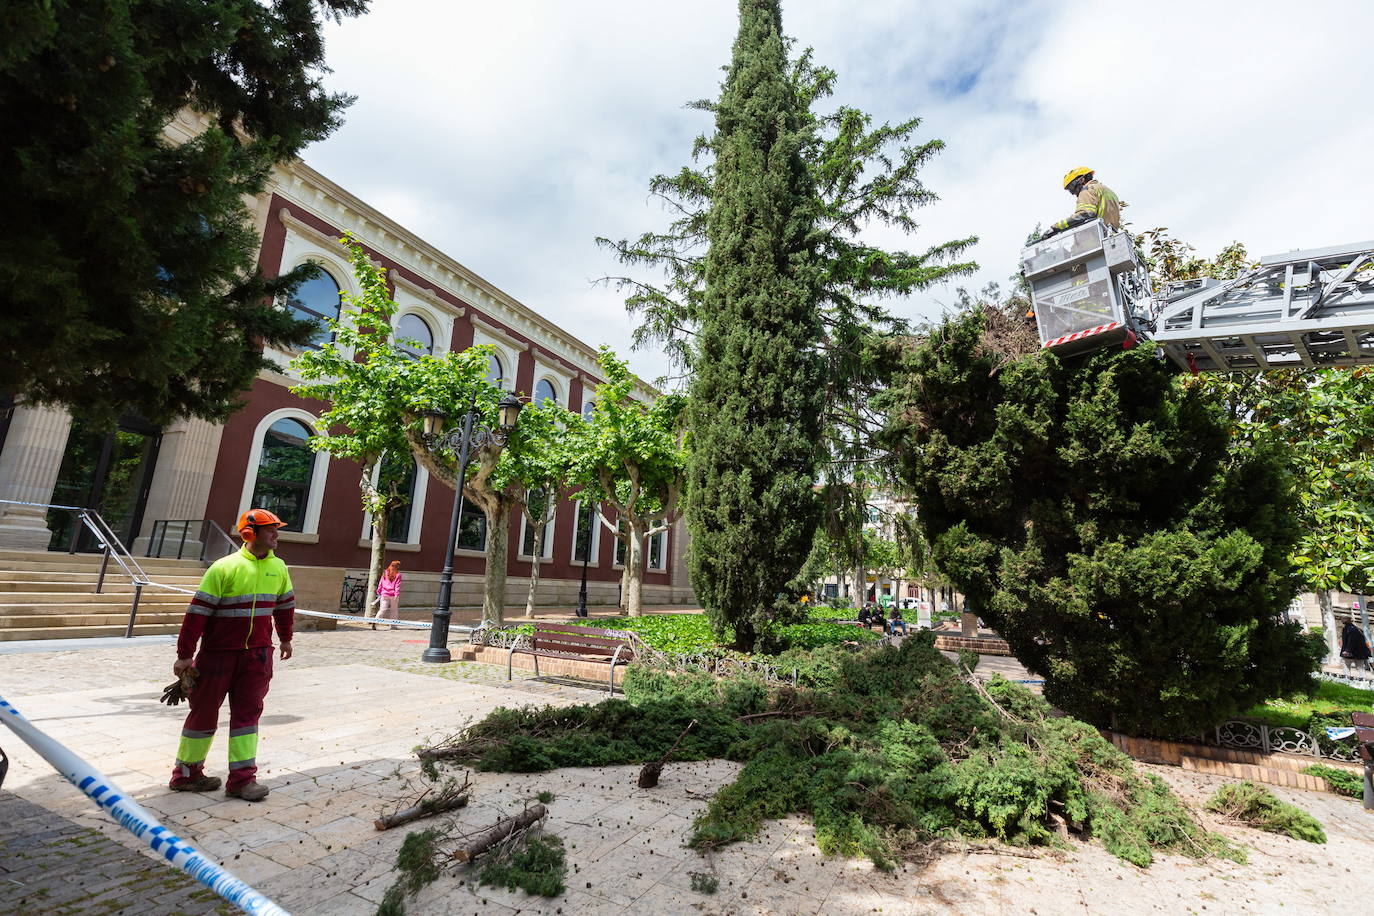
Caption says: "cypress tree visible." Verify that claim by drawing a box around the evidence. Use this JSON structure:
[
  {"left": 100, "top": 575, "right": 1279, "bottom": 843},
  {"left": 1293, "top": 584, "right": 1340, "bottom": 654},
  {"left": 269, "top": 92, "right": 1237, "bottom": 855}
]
[{"left": 687, "top": 0, "right": 824, "bottom": 650}]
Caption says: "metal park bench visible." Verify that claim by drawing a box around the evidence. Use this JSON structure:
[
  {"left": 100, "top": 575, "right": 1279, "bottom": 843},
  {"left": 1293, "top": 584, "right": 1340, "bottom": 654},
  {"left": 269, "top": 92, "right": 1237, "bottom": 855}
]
[{"left": 507, "top": 622, "right": 636, "bottom": 695}]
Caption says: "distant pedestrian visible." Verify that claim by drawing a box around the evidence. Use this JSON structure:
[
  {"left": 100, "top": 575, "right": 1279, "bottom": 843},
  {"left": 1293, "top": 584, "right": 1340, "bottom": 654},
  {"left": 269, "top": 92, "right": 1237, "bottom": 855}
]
[
  {"left": 372, "top": 560, "right": 403, "bottom": 629},
  {"left": 1340, "top": 617, "right": 1372, "bottom": 674}
]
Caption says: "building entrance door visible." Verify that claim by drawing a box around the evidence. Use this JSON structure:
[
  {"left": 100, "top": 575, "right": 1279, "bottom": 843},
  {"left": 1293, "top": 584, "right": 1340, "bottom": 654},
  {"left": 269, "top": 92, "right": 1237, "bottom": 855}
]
[{"left": 47, "top": 416, "right": 162, "bottom": 552}]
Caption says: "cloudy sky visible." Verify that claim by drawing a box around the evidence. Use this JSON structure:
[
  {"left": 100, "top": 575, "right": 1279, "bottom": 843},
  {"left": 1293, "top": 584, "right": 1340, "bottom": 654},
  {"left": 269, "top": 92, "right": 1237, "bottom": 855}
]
[{"left": 307, "top": 0, "right": 1374, "bottom": 384}]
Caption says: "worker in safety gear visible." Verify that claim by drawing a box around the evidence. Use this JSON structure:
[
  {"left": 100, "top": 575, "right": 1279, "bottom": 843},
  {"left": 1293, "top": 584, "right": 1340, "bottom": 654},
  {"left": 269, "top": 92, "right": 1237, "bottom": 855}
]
[
  {"left": 1039, "top": 168, "right": 1122, "bottom": 240},
  {"left": 168, "top": 509, "right": 295, "bottom": 801}
]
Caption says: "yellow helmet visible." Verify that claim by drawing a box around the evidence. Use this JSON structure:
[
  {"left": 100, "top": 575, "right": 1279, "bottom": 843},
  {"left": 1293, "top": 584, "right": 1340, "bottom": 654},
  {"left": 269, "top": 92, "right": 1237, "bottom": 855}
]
[{"left": 1062, "top": 167, "right": 1093, "bottom": 189}]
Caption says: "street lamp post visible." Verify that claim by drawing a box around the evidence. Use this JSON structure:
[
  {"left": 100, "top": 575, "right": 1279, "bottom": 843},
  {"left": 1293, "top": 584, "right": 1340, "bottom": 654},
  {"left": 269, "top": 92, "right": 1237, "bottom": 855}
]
[
  {"left": 575, "top": 499, "right": 595, "bottom": 617},
  {"left": 420, "top": 392, "right": 523, "bottom": 663}
]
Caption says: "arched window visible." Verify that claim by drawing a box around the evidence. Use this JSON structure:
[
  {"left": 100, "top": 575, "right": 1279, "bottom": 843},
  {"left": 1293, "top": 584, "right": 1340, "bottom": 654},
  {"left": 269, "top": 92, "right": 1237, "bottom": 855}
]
[
  {"left": 381, "top": 456, "right": 419, "bottom": 541},
  {"left": 534, "top": 378, "right": 558, "bottom": 406},
  {"left": 284, "top": 270, "right": 342, "bottom": 349},
  {"left": 582, "top": 399, "right": 596, "bottom": 420},
  {"left": 395, "top": 313, "right": 434, "bottom": 360},
  {"left": 486, "top": 352, "right": 505, "bottom": 389},
  {"left": 251, "top": 418, "right": 316, "bottom": 531}
]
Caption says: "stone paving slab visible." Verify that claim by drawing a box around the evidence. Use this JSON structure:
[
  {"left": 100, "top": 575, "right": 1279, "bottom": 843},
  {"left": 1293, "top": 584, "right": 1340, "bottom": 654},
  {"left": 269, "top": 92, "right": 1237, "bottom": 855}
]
[{"left": 2, "top": 627, "right": 1374, "bottom": 915}]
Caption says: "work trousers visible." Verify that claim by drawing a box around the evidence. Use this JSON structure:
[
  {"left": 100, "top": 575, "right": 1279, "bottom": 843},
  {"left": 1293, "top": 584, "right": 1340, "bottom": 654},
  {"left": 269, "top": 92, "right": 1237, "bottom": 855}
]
[{"left": 171, "top": 647, "right": 273, "bottom": 790}]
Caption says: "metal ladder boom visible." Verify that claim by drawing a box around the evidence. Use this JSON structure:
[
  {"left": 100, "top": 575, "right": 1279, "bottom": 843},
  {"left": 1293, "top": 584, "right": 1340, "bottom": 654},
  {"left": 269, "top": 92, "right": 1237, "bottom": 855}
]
[{"left": 1150, "top": 240, "right": 1374, "bottom": 372}]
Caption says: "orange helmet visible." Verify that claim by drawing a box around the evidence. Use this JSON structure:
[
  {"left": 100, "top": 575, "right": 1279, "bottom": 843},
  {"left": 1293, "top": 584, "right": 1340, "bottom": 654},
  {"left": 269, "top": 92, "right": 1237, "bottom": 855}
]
[{"left": 236, "top": 508, "right": 287, "bottom": 541}]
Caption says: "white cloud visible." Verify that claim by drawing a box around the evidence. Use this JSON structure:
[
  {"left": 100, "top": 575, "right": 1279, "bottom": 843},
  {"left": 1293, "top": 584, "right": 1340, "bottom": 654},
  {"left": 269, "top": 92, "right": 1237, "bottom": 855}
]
[{"left": 307, "top": 0, "right": 1374, "bottom": 380}]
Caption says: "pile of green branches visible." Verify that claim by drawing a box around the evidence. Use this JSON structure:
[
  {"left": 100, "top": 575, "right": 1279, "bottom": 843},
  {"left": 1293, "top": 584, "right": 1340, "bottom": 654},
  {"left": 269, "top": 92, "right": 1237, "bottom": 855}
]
[
  {"left": 424, "top": 633, "right": 1241, "bottom": 869},
  {"left": 1206, "top": 782, "right": 1327, "bottom": 843}
]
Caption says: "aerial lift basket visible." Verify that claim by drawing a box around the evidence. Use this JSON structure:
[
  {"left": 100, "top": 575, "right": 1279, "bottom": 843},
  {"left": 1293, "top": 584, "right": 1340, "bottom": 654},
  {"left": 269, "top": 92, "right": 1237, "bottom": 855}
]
[{"left": 1021, "top": 219, "right": 1147, "bottom": 358}]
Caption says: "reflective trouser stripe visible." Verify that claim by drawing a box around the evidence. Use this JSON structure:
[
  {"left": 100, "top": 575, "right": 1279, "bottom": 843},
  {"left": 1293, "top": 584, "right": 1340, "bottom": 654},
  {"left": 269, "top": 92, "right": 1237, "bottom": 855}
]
[
  {"left": 227, "top": 729, "right": 258, "bottom": 767},
  {"left": 176, "top": 732, "right": 215, "bottom": 766}
]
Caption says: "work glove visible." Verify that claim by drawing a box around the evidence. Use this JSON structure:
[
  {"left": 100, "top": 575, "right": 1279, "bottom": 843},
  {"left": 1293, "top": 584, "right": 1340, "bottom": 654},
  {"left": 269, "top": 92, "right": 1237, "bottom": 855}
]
[{"left": 160, "top": 667, "right": 198, "bottom": 706}]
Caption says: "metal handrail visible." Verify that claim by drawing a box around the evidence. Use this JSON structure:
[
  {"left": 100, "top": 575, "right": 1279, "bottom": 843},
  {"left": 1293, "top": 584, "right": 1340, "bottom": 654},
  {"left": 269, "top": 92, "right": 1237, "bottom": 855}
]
[
  {"left": 0, "top": 498, "right": 157, "bottom": 636},
  {"left": 146, "top": 518, "right": 237, "bottom": 563}
]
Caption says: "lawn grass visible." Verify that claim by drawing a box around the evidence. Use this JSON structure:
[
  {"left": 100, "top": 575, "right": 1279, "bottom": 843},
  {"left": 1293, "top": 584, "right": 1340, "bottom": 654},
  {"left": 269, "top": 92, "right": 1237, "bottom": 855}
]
[
  {"left": 488, "top": 611, "right": 881, "bottom": 657},
  {"left": 564, "top": 611, "right": 879, "bottom": 656},
  {"left": 1242, "top": 680, "right": 1374, "bottom": 729}
]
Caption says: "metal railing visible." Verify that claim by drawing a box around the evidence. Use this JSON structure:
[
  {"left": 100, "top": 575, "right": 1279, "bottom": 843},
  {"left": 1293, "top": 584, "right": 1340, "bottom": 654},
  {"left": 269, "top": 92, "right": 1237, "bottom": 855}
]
[
  {"left": 146, "top": 518, "right": 237, "bottom": 563},
  {"left": 0, "top": 499, "right": 170, "bottom": 637}
]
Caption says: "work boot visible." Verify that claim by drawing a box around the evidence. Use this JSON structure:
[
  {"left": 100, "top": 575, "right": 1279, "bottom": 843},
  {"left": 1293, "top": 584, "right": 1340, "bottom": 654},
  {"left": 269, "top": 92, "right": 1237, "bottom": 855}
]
[
  {"left": 225, "top": 781, "right": 270, "bottom": 802},
  {"left": 170, "top": 775, "right": 222, "bottom": 792}
]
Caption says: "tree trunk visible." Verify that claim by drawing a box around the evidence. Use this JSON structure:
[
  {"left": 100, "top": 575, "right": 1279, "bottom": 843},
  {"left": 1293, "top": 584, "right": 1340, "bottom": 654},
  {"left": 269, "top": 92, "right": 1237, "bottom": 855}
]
[
  {"left": 624, "top": 518, "right": 645, "bottom": 617},
  {"left": 852, "top": 567, "right": 866, "bottom": 606},
  {"left": 360, "top": 460, "right": 386, "bottom": 615},
  {"left": 523, "top": 506, "right": 554, "bottom": 618},
  {"left": 451, "top": 805, "right": 548, "bottom": 863},
  {"left": 482, "top": 504, "right": 510, "bottom": 628},
  {"left": 1319, "top": 589, "right": 1337, "bottom": 662},
  {"left": 366, "top": 513, "right": 389, "bottom": 618}
]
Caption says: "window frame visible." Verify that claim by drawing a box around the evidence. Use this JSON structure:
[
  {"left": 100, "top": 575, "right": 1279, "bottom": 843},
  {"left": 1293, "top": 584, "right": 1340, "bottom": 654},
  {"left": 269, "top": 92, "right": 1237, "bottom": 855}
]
[
  {"left": 238, "top": 408, "right": 329, "bottom": 539},
  {"left": 394, "top": 311, "right": 436, "bottom": 360}
]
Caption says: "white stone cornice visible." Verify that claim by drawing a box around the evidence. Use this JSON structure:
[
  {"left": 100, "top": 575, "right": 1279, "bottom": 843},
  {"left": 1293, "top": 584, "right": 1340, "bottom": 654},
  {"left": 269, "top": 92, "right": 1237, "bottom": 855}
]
[
  {"left": 470, "top": 313, "right": 531, "bottom": 352},
  {"left": 393, "top": 273, "right": 465, "bottom": 318}
]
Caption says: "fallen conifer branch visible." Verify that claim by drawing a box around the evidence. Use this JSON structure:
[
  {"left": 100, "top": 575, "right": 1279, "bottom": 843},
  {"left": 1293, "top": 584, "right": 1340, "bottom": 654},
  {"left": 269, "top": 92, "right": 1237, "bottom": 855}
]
[
  {"left": 638, "top": 719, "right": 697, "bottom": 788},
  {"left": 375, "top": 773, "right": 471, "bottom": 830},
  {"left": 452, "top": 804, "right": 548, "bottom": 863}
]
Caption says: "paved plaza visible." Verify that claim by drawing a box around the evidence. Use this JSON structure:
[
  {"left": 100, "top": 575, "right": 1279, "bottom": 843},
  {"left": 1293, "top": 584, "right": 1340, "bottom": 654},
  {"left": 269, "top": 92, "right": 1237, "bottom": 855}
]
[{"left": 2, "top": 626, "right": 1373, "bottom": 915}]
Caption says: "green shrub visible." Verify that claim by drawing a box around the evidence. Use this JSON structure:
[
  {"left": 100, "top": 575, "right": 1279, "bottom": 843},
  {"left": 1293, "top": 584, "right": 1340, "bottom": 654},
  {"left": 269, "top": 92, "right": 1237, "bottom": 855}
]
[
  {"left": 1302, "top": 764, "right": 1365, "bottom": 798},
  {"left": 1205, "top": 781, "right": 1326, "bottom": 843}
]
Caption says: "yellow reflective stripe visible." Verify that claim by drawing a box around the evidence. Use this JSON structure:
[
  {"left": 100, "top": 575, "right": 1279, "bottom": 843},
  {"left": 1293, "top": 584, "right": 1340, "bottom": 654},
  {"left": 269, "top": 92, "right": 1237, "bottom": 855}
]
[
  {"left": 177, "top": 734, "right": 214, "bottom": 765},
  {"left": 228, "top": 732, "right": 258, "bottom": 764}
]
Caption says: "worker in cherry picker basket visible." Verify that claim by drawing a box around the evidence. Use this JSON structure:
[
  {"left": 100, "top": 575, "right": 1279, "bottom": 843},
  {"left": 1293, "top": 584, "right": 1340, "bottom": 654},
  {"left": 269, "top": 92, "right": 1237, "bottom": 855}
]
[{"left": 1038, "top": 168, "right": 1123, "bottom": 241}]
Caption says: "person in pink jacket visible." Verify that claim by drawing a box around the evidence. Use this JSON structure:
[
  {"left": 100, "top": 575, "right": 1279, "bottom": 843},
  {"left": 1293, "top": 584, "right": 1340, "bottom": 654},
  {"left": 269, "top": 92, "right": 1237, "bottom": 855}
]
[{"left": 372, "top": 560, "right": 402, "bottom": 629}]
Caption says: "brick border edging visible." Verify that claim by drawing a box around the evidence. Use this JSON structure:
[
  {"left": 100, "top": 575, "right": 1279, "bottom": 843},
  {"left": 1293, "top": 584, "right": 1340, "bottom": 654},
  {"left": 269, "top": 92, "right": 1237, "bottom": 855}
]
[
  {"left": 457, "top": 644, "right": 628, "bottom": 685},
  {"left": 1104, "top": 731, "right": 1363, "bottom": 794},
  {"left": 933, "top": 634, "right": 1012, "bottom": 656}
]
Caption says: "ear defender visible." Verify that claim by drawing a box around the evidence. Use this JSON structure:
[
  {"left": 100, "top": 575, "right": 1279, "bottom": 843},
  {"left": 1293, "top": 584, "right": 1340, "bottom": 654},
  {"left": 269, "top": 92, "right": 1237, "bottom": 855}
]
[{"left": 242, "top": 526, "right": 257, "bottom": 543}]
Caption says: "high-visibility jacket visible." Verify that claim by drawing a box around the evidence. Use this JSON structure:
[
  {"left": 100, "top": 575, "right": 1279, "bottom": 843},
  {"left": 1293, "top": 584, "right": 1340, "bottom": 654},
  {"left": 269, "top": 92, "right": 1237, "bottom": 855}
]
[
  {"left": 1052, "top": 179, "right": 1122, "bottom": 232},
  {"left": 176, "top": 546, "right": 295, "bottom": 658}
]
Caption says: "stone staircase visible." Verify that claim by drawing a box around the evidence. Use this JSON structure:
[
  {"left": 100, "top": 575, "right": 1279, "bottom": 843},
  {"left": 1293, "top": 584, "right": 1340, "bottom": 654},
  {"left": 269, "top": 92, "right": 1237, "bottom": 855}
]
[{"left": 0, "top": 548, "right": 206, "bottom": 640}]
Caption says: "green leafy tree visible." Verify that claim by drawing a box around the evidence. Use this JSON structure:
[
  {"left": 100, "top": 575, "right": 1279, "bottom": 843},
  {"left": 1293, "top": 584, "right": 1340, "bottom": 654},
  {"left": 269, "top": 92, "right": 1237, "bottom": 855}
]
[
  {"left": 880, "top": 310, "right": 1318, "bottom": 736},
  {"left": 567, "top": 349, "right": 687, "bottom": 617},
  {"left": 499, "top": 401, "right": 580, "bottom": 619},
  {"left": 683, "top": 0, "right": 825, "bottom": 651},
  {"left": 863, "top": 529, "right": 902, "bottom": 602},
  {"left": 290, "top": 237, "right": 416, "bottom": 608},
  {"left": 1, "top": 0, "right": 369, "bottom": 426}
]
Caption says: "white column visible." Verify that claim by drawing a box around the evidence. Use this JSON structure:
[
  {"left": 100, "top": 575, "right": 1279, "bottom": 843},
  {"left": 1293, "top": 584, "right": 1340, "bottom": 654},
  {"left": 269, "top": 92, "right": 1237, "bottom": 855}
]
[
  {"left": 132, "top": 417, "right": 225, "bottom": 555},
  {"left": 0, "top": 404, "right": 74, "bottom": 548}
]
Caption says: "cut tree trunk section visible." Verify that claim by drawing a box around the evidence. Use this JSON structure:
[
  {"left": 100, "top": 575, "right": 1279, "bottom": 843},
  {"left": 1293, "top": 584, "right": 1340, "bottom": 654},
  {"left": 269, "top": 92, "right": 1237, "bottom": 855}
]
[{"left": 451, "top": 805, "right": 548, "bottom": 863}]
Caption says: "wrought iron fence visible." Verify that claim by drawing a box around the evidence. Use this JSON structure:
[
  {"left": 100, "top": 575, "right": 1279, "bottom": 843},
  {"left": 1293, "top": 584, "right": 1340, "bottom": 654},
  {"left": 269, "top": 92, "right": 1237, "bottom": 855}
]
[{"left": 1203, "top": 719, "right": 1360, "bottom": 762}]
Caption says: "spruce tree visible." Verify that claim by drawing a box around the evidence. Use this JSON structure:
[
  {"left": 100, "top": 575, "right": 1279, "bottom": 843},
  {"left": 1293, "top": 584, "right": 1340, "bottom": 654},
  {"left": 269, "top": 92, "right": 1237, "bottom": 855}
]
[
  {"left": 687, "top": 0, "right": 824, "bottom": 650},
  {"left": 880, "top": 310, "right": 1320, "bottom": 736},
  {"left": 0, "top": 0, "right": 368, "bottom": 426}
]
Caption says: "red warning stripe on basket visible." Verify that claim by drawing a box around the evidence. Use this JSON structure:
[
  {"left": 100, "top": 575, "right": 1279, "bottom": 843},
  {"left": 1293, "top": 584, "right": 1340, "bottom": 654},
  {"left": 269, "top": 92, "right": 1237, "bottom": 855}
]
[{"left": 1042, "top": 322, "right": 1122, "bottom": 349}]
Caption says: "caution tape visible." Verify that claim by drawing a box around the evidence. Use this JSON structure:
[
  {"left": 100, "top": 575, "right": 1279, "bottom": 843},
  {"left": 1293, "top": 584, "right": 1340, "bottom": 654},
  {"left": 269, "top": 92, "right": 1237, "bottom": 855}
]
[
  {"left": 143, "top": 581, "right": 443, "bottom": 631},
  {"left": 0, "top": 694, "right": 289, "bottom": 916},
  {"left": 293, "top": 608, "right": 437, "bottom": 629}
]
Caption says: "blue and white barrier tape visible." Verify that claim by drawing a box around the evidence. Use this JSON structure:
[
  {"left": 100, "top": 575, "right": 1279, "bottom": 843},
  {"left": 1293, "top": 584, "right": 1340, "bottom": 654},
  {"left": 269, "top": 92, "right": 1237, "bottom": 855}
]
[
  {"left": 149, "top": 579, "right": 431, "bottom": 631},
  {"left": 0, "top": 694, "right": 289, "bottom": 916},
  {"left": 293, "top": 608, "right": 434, "bottom": 629}
]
